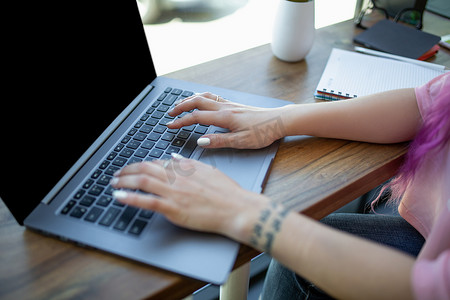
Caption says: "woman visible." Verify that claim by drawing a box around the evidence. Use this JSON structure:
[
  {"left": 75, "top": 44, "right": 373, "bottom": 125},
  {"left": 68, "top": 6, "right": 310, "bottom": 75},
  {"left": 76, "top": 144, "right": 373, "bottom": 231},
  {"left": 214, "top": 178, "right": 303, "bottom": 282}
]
[{"left": 110, "top": 73, "right": 449, "bottom": 299}]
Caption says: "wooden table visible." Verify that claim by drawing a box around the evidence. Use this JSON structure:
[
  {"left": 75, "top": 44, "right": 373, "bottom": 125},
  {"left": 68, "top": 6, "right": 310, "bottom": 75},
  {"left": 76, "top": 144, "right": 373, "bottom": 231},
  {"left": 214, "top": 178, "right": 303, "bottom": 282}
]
[{"left": 1, "top": 14, "right": 449, "bottom": 300}]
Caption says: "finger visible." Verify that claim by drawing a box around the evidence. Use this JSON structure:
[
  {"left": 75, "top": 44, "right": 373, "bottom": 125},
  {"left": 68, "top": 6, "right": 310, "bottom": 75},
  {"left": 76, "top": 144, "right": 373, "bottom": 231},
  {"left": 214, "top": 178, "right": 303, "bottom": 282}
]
[
  {"left": 113, "top": 190, "right": 177, "bottom": 215},
  {"left": 197, "top": 132, "right": 250, "bottom": 149},
  {"left": 168, "top": 110, "right": 230, "bottom": 129},
  {"left": 114, "top": 161, "right": 167, "bottom": 181},
  {"left": 110, "top": 173, "right": 170, "bottom": 195},
  {"left": 168, "top": 95, "right": 221, "bottom": 118}
]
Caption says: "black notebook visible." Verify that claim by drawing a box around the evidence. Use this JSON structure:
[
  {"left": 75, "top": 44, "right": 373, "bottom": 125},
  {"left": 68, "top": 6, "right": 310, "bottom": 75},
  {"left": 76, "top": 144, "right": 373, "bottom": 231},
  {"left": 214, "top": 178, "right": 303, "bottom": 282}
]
[{"left": 354, "top": 20, "right": 441, "bottom": 59}]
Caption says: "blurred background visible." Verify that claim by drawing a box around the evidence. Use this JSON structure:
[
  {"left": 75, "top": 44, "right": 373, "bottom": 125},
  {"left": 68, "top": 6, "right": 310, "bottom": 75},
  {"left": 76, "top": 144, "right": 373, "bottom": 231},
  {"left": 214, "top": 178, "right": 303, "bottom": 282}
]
[{"left": 137, "top": 0, "right": 358, "bottom": 74}]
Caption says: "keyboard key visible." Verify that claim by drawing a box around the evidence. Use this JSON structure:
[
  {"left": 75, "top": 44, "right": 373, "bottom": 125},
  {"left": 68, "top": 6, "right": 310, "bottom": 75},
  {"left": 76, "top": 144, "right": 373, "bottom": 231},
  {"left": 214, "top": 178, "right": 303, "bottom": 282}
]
[
  {"left": 134, "top": 121, "right": 144, "bottom": 128},
  {"left": 149, "top": 149, "right": 163, "bottom": 158},
  {"left": 97, "top": 195, "right": 113, "bottom": 207},
  {"left": 82, "top": 179, "right": 94, "bottom": 189},
  {"left": 121, "top": 135, "right": 131, "bottom": 144},
  {"left": 112, "top": 157, "right": 127, "bottom": 167},
  {"left": 126, "top": 140, "right": 141, "bottom": 149},
  {"left": 80, "top": 195, "right": 96, "bottom": 206},
  {"left": 166, "top": 146, "right": 180, "bottom": 154},
  {"left": 99, "top": 160, "right": 110, "bottom": 169},
  {"left": 105, "top": 165, "right": 120, "bottom": 176},
  {"left": 181, "top": 124, "right": 196, "bottom": 132},
  {"left": 119, "top": 148, "right": 134, "bottom": 158},
  {"left": 113, "top": 200, "right": 125, "bottom": 207},
  {"left": 88, "top": 185, "right": 104, "bottom": 196},
  {"left": 159, "top": 94, "right": 168, "bottom": 103},
  {"left": 172, "top": 138, "right": 185, "bottom": 147},
  {"left": 151, "top": 111, "right": 164, "bottom": 119},
  {"left": 84, "top": 207, "right": 104, "bottom": 222},
  {"left": 73, "top": 189, "right": 85, "bottom": 199},
  {"left": 161, "top": 133, "right": 175, "bottom": 142},
  {"left": 70, "top": 206, "right": 87, "bottom": 218},
  {"left": 162, "top": 94, "right": 178, "bottom": 106},
  {"left": 155, "top": 141, "right": 169, "bottom": 150},
  {"left": 99, "top": 207, "right": 121, "bottom": 226},
  {"left": 114, "top": 144, "right": 125, "bottom": 152},
  {"left": 152, "top": 100, "right": 162, "bottom": 108},
  {"left": 182, "top": 91, "right": 194, "bottom": 97},
  {"left": 135, "top": 148, "right": 149, "bottom": 158},
  {"left": 194, "top": 125, "right": 209, "bottom": 134},
  {"left": 147, "top": 132, "right": 161, "bottom": 141},
  {"left": 139, "top": 125, "right": 152, "bottom": 134},
  {"left": 145, "top": 118, "right": 158, "bottom": 126},
  {"left": 61, "top": 200, "right": 76, "bottom": 214},
  {"left": 171, "top": 88, "right": 182, "bottom": 95},
  {"left": 128, "top": 219, "right": 148, "bottom": 236},
  {"left": 129, "top": 157, "right": 143, "bottom": 164},
  {"left": 133, "top": 132, "right": 147, "bottom": 141},
  {"left": 180, "top": 133, "right": 202, "bottom": 157},
  {"left": 113, "top": 206, "right": 139, "bottom": 231},
  {"left": 97, "top": 174, "right": 111, "bottom": 186},
  {"left": 141, "top": 140, "right": 155, "bottom": 149},
  {"left": 153, "top": 125, "right": 166, "bottom": 134},
  {"left": 106, "top": 152, "right": 118, "bottom": 161},
  {"left": 167, "top": 128, "right": 179, "bottom": 134},
  {"left": 128, "top": 128, "right": 137, "bottom": 136},
  {"left": 177, "top": 131, "right": 190, "bottom": 139},
  {"left": 159, "top": 117, "right": 174, "bottom": 125},
  {"left": 104, "top": 185, "right": 116, "bottom": 195},
  {"left": 157, "top": 104, "right": 170, "bottom": 112},
  {"left": 140, "top": 113, "right": 150, "bottom": 121},
  {"left": 139, "top": 210, "right": 154, "bottom": 219}
]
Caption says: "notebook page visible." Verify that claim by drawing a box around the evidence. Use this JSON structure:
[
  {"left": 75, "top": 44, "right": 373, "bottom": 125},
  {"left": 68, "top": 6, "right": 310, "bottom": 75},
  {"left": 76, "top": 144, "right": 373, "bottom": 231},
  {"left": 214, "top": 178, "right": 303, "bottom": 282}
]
[{"left": 315, "top": 48, "right": 446, "bottom": 100}]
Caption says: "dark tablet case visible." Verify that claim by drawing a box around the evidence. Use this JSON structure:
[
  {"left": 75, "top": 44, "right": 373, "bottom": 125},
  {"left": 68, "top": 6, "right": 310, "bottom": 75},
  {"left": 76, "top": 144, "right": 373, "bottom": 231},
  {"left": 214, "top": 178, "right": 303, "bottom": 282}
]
[{"left": 354, "top": 20, "right": 441, "bottom": 59}]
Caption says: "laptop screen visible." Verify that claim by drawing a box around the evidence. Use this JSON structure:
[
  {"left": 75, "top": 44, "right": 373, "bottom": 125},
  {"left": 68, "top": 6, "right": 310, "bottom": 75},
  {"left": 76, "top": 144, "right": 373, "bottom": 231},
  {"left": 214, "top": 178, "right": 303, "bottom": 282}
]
[{"left": 1, "top": 2, "right": 156, "bottom": 224}]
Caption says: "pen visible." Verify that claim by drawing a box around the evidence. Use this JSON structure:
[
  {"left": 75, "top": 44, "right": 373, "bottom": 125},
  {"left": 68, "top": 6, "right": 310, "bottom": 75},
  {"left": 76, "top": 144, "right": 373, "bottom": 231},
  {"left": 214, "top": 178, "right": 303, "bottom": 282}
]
[{"left": 354, "top": 46, "right": 446, "bottom": 71}]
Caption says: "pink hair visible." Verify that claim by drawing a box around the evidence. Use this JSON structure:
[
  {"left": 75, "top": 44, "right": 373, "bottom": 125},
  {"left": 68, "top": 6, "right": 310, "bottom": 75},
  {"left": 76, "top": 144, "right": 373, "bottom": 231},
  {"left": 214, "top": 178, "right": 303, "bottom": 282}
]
[{"left": 373, "top": 82, "right": 450, "bottom": 209}]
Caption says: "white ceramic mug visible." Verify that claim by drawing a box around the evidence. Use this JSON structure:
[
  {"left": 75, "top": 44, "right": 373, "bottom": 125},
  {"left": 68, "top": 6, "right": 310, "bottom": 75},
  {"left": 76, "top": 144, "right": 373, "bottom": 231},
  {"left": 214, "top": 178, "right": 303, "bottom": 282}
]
[{"left": 271, "top": 0, "right": 315, "bottom": 62}]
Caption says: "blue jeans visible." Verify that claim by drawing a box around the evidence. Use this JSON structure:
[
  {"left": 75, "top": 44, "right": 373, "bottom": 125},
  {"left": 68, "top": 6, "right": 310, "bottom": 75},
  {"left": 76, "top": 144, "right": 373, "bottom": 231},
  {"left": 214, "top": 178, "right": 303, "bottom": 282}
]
[{"left": 260, "top": 213, "right": 425, "bottom": 300}]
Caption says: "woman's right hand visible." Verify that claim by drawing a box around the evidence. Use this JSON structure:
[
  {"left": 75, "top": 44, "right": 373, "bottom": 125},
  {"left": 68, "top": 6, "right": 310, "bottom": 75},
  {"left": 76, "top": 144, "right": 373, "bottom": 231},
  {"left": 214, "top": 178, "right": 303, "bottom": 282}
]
[{"left": 167, "top": 92, "right": 288, "bottom": 149}]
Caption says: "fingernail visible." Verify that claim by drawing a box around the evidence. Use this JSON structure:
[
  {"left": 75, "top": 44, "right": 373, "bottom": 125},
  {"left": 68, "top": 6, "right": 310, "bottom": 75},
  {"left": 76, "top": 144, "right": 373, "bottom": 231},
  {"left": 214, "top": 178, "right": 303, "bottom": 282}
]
[
  {"left": 166, "top": 120, "right": 174, "bottom": 125},
  {"left": 110, "top": 177, "right": 119, "bottom": 186},
  {"left": 171, "top": 153, "right": 184, "bottom": 160},
  {"left": 197, "top": 137, "right": 210, "bottom": 146},
  {"left": 112, "top": 190, "right": 128, "bottom": 200}
]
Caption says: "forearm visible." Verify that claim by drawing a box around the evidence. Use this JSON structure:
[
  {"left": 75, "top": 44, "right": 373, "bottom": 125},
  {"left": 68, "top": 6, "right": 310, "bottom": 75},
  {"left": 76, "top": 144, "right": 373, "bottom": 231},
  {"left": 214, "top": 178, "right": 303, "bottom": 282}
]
[
  {"left": 280, "top": 88, "right": 421, "bottom": 143},
  {"left": 271, "top": 212, "right": 415, "bottom": 300},
  {"left": 230, "top": 202, "right": 415, "bottom": 300}
]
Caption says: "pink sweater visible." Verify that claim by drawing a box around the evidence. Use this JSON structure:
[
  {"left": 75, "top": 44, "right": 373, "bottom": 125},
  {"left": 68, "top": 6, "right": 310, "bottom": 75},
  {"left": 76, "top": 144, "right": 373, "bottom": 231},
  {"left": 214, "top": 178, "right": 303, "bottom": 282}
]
[{"left": 399, "top": 73, "right": 450, "bottom": 300}]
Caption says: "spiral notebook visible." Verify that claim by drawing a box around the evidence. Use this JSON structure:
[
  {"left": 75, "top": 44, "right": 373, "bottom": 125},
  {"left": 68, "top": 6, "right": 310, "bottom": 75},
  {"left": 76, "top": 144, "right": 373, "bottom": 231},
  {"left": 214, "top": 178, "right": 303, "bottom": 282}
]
[{"left": 314, "top": 48, "right": 446, "bottom": 101}]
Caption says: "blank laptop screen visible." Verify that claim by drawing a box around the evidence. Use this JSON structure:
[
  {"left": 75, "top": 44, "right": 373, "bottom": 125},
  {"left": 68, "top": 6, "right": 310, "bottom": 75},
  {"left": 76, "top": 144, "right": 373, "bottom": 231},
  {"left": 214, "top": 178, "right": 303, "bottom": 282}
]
[{"left": 1, "top": 2, "right": 156, "bottom": 223}]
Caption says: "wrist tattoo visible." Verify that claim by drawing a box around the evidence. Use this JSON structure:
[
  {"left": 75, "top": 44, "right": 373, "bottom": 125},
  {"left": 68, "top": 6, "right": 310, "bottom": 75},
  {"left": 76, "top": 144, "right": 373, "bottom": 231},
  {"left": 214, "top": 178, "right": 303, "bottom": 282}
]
[{"left": 250, "top": 202, "right": 290, "bottom": 254}]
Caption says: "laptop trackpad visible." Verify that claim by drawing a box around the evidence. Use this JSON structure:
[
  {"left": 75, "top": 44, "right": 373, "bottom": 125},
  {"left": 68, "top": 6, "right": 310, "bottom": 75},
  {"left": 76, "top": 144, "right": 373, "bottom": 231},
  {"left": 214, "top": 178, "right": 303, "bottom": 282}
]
[{"left": 198, "top": 147, "right": 269, "bottom": 191}]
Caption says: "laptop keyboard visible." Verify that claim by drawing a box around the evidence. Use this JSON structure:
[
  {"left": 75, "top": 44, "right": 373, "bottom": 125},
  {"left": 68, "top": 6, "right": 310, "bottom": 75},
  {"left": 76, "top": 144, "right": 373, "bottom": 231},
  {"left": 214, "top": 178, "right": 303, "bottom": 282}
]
[{"left": 59, "top": 87, "right": 209, "bottom": 236}]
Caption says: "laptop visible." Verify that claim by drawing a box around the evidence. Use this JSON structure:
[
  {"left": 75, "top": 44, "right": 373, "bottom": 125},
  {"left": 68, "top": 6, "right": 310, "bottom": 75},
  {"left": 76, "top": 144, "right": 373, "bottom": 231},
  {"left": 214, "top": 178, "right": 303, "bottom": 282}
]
[{"left": 1, "top": 1, "right": 289, "bottom": 284}]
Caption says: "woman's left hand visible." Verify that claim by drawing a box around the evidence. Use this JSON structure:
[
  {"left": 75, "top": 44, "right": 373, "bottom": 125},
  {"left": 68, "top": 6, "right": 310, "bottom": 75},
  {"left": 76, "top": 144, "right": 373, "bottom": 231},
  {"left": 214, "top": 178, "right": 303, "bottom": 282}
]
[{"left": 110, "top": 155, "right": 269, "bottom": 241}]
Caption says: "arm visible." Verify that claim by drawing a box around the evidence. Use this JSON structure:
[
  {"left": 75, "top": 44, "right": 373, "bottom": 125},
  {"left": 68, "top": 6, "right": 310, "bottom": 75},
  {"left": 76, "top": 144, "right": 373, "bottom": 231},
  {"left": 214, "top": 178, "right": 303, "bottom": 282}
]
[
  {"left": 248, "top": 203, "right": 415, "bottom": 300},
  {"left": 111, "top": 157, "right": 415, "bottom": 300},
  {"left": 168, "top": 88, "right": 421, "bottom": 148},
  {"left": 283, "top": 88, "right": 421, "bottom": 143}
]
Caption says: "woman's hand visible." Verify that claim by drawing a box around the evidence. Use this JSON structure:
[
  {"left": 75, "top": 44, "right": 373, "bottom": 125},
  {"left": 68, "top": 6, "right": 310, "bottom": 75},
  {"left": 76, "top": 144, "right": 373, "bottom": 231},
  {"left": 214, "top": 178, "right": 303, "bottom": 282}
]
[
  {"left": 167, "top": 92, "right": 287, "bottom": 149},
  {"left": 110, "top": 155, "right": 270, "bottom": 242}
]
